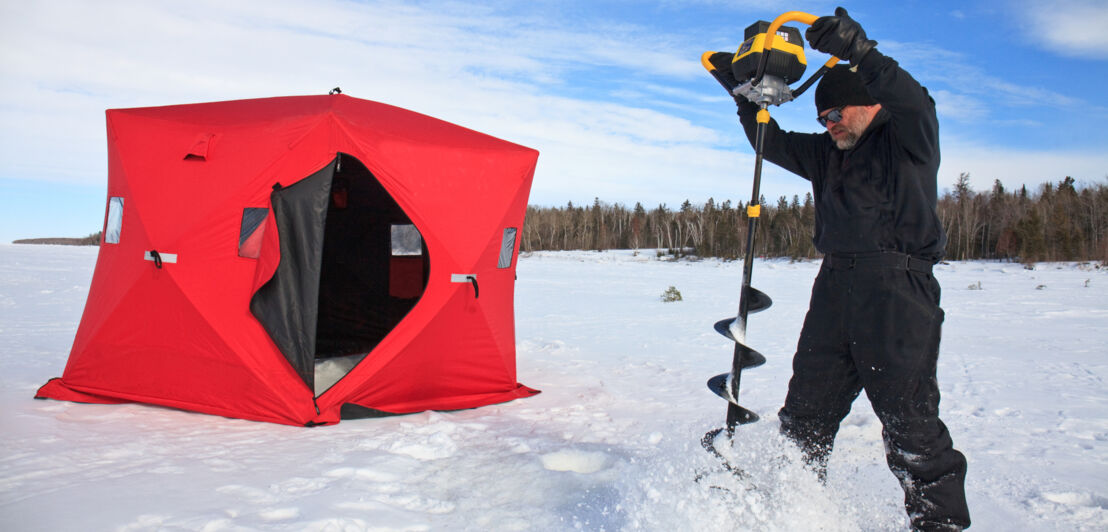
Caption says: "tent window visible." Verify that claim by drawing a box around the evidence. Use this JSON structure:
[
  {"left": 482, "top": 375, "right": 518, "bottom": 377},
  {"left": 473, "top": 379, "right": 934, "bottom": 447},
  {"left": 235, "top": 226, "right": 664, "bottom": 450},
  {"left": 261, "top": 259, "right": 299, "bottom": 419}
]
[
  {"left": 498, "top": 227, "right": 518, "bottom": 268},
  {"left": 391, "top": 224, "right": 422, "bottom": 256},
  {"left": 238, "top": 207, "right": 269, "bottom": 258},
  {"left": 104, "top": 197, "right": 124, "bottom": 244}
]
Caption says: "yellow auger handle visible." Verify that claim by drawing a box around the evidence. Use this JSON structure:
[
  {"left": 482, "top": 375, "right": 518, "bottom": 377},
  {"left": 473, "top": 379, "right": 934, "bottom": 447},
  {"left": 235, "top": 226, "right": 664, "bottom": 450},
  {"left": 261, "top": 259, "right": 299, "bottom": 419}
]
[
  {"left": 701, "top": 51, "right": 738, "bottom": 93},
  {"left": 763, "top": 11, "right": 839, "bottom": 71},
  {"left": 700, "top": 51, "right": 717, "bottom": 74}
]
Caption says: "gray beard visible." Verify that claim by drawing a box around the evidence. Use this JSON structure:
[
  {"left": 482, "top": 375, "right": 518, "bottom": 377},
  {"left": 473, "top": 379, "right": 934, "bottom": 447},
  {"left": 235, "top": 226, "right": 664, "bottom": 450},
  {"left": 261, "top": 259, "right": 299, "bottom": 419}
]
[{"left": 834, "top": 132, "right": 859, "bottom": 150}]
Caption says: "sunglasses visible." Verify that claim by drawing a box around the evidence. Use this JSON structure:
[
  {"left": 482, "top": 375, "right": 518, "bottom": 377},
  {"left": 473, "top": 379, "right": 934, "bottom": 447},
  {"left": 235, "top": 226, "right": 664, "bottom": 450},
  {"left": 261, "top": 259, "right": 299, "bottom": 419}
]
[{"left": 817, "top": 106, "right": 846, "bottom": 127}]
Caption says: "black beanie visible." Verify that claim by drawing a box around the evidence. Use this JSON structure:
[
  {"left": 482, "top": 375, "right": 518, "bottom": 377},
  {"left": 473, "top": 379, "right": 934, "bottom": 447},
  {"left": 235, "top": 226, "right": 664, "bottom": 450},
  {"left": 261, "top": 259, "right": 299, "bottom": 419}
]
[{"left": 815, "top": 64, "right": 877, "bottom": 112}]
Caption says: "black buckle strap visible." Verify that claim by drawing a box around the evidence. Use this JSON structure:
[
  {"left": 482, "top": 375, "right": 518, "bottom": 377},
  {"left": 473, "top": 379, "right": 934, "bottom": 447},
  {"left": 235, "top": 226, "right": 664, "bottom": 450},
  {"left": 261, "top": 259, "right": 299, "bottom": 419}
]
[
  {"left": 822, "top": 251, "right": 933, "bottom": 274},
  {"left": 466, "top": 275, "right": 479, "bottom": 299}
]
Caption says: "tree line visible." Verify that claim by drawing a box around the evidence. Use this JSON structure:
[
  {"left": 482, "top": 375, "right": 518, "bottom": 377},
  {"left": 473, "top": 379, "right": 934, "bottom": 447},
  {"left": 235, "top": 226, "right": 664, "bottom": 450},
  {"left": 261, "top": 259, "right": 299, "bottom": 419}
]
[
  {"left": 18, "top": 175, "right": 1105, "bottom": 263},
  {"left": 521, "top": 175, "right": 1108, "bottom": 263}
]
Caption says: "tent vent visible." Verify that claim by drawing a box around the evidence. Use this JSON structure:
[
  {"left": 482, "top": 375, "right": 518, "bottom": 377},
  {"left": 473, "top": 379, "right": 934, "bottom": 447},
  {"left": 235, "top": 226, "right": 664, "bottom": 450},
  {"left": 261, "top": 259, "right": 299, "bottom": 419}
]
[
  {"left": 104, "top": 197, "right": 124, "bottom": 244},
  {"left": 185, "top": 133, "right": 214, "bottom": 161}
]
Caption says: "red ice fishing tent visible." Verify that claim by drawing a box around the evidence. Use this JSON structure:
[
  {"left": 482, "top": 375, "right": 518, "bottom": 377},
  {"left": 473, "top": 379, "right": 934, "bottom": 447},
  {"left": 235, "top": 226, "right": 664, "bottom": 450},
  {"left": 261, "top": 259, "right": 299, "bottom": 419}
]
[{"left": 36, "top": 93, "right": 540, "bottom": 426}]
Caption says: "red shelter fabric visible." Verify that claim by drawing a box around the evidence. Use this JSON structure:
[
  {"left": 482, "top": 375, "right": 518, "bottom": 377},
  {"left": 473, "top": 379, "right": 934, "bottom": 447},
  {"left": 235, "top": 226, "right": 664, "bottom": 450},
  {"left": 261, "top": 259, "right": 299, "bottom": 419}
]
[{"left": 36, "top": 94, "right": 540, "bottom": 426}]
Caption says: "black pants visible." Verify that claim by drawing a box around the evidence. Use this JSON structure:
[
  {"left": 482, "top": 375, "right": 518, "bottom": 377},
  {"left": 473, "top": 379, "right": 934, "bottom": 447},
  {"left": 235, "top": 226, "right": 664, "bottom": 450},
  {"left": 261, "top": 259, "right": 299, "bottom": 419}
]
[{"left": 779, "top": 254, "right": 970, "bottom": 530}]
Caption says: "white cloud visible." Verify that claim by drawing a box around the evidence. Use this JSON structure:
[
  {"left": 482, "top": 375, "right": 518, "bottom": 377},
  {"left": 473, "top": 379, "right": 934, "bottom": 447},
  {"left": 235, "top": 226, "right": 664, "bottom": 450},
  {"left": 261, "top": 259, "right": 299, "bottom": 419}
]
[
  {"left": 930, "top": 89, "right": 990, "bottom": 121},
  {"left": 1020, "top": 0, "right": 1108, "bottom": 60},
  {"left": 0, "top": 1, "right": 703, "bottom": 187},
  {"left": 0, "top": 0, "right": 1100, "bottom": 217},
  {"left": 878, "top": 40, "right": 1084, "bottom": 116},
  {"left": 940, "top": 134, "right": 1108, "bottom": 194}
]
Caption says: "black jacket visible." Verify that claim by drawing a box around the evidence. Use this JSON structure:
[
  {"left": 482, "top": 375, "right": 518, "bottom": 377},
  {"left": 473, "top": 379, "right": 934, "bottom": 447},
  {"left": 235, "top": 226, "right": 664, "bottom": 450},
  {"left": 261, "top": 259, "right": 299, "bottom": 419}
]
[{"left": 738, "top": 50, "right": 947, "bottom": 261}]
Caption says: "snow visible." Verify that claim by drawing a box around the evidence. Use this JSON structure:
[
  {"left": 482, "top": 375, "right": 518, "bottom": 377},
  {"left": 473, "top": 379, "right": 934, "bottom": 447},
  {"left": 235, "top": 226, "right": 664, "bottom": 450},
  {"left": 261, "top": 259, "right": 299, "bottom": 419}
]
[{"left": 1, "top": 244, "right": 1106, "bottom": 531}]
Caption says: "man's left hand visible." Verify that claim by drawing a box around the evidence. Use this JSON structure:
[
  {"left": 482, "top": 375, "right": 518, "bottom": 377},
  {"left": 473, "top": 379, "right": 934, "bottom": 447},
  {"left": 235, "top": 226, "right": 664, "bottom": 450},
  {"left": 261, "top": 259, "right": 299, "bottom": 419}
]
[{"left": 805, "top": 7, "right": 877, "bottom": 63}]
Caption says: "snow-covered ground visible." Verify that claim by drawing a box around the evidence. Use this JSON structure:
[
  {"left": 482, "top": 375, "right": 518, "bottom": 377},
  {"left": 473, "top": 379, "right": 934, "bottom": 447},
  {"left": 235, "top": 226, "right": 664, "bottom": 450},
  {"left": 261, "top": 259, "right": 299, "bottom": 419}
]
[{"left": 1, "top": 244, "right": 1105, "bottom": 531}]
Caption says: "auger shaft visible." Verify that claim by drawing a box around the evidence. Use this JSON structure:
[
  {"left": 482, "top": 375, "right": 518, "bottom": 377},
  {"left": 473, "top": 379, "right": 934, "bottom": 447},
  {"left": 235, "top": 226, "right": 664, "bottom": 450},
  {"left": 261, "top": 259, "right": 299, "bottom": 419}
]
[
  {"left": 740, "top": 104, "right": 769, "bottom": 326},
  {"left": 724, "top": 103, "right": 770, "bottom": 434}
]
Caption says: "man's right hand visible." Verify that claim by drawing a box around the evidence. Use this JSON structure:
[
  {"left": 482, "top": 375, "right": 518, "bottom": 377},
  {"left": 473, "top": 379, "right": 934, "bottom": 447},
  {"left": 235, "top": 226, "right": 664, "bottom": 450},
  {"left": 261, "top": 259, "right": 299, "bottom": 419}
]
[
  {"left": 706, "top": 52, "right": 741, "bottom": 92},
  {"left": 705, "top": 52, "right": 759, "bottom": 114}
]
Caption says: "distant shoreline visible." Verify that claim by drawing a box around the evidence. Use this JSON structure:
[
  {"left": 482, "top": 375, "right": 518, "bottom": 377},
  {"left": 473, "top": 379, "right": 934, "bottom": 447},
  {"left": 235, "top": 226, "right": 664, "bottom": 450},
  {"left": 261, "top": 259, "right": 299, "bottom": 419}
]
[{"left": 12, "top": 236, "right": 99, "bottom": 246}]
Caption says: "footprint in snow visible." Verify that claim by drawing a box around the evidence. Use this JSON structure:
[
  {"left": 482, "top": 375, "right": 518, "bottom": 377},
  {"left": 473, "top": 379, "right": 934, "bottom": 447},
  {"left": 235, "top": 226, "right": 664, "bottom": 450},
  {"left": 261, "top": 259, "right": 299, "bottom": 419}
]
[
  {"left": 215, "top": 484, "right": 279, "bottom": 505},
  {"left": 258, "top": 507, "right": 300, "bottom": 521},
  {"left": 1042, "top": 491, "right": 1108, "bottom": 510},
  {"left": 539, "top": 449, "right": 609, "bottom": 474}
]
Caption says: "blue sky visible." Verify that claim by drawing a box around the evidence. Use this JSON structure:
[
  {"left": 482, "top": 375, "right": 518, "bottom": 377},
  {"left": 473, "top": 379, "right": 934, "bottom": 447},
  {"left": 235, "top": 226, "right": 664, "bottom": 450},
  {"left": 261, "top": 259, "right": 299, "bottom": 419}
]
[{"left": 1, "top": 0, "right": 1106, "bottom": 243}]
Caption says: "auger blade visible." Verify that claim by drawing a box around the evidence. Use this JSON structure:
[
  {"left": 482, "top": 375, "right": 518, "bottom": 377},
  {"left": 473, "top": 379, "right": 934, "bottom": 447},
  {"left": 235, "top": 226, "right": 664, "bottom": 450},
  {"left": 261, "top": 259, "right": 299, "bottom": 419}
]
[
  {"left": 734, "top": 341, "right": 766, "bottom": 369},
  {"left": 713, "top": 318, "right": 738, "bottom": 341},
  {"left": 713, "top": 286, "right": 772, "bottom": 341},
  {"left": 700, "top": 427, "right": 750, "bottom": 477},
  {"left": 695, "top": 427, "right": 753, "bottom": 488},
  {"left": 706, "top": 373, "right": 760, "bottom": 423},
  {"left": 745, "top": 287, "right": 773, "bottom": 314},
  {"left": 710, "top": 325, "right": 768, "bottom": 369}
]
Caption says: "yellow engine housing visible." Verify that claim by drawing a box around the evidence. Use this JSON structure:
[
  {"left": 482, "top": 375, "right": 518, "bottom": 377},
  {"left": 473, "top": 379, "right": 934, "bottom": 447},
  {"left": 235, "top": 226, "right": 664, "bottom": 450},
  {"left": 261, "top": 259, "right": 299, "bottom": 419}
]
[{"left": 731, "top": 21, "right": 808, "bottom": 84}]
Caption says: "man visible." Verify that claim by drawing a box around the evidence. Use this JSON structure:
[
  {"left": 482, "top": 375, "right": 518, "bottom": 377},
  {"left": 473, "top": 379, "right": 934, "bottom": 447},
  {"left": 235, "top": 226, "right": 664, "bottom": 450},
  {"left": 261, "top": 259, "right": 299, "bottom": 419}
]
[{"left": 731, "top": 8, "right": 970, "bottom": 531}]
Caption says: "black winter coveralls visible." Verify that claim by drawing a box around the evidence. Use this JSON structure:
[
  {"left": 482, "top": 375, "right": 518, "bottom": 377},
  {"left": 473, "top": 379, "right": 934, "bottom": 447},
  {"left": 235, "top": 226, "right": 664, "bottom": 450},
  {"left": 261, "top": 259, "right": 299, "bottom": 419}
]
[{"left": 737, "top": 50, "right": 971, "bottom": 530}]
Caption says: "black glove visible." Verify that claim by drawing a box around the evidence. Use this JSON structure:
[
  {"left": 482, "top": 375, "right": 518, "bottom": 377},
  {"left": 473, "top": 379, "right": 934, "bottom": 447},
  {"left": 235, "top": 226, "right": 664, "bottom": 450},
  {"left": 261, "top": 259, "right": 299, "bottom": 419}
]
[
  {"left": 705, "top": 52, "right": 749, "bottom": 106},
  {"left": 707, "top": 52, "right": 764, "bottom": 116},
  {"left": 706, "top": 52, "right": 740, "bottom": 91},
  {"left": 705, "top": 52, "right": 762, "bottom": 115},
  {"left": 805, "top": 7, "right": 877, "bottom": 63}
]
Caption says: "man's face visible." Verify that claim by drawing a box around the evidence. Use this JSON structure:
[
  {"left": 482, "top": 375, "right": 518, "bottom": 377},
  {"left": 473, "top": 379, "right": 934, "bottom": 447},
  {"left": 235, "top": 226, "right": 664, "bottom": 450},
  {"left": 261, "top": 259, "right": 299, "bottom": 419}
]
[{"left": 819, "top": 104, "right": 879, "bottom": 150}]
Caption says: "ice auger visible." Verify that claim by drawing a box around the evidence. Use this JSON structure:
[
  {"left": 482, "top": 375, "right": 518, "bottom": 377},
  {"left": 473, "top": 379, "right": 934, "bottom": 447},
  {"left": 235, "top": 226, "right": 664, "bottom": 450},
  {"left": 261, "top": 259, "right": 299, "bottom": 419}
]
[{"left": 700, "top": 11, "right": 839, "bottom": 460}]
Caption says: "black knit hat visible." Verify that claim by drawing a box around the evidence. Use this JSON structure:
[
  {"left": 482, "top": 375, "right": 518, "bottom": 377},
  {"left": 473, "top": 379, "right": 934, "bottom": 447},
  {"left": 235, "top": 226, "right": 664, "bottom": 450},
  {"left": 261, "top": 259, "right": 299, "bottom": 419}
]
[{"left": 815, "top": 64, "right": 877, "bottom": 112}]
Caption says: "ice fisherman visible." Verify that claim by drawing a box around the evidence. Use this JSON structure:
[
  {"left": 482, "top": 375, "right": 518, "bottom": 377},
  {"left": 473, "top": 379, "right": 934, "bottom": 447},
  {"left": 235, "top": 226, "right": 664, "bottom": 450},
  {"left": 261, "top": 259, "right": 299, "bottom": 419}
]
[{"left": 728, "top": 8, "right": 971, "bottom": 531}]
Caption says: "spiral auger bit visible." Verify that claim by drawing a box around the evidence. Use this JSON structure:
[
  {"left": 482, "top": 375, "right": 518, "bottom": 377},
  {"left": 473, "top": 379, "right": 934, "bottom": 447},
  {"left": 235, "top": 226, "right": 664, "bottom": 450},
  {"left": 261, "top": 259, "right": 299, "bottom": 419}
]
[
  {"left": 700, "top": 286, "right": 771, "bottom": 470},
  {"left": 697, "top": 11, "right": 838, "bottom": 475}
]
